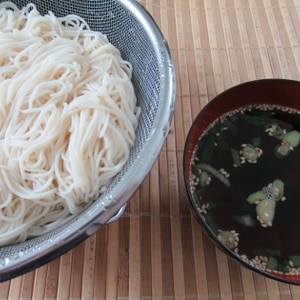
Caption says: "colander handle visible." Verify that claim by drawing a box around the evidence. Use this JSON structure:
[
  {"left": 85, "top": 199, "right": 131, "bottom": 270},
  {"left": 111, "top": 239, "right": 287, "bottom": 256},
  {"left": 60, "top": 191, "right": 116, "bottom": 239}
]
[{"left": 106, "top": 204, "right": 127, "bottom": 224}]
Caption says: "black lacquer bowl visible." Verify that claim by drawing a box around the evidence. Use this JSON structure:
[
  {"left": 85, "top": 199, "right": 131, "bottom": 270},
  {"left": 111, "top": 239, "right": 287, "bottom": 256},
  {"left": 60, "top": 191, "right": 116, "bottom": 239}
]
[{"left": 184, "top": 79, "right": 300, "bottom": 285}]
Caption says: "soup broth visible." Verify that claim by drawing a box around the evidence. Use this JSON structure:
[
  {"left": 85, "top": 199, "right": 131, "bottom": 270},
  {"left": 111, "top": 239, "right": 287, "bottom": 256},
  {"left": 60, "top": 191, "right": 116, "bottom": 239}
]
[{"left": 190, "top": 105, "right": 300, "bottom": 274}]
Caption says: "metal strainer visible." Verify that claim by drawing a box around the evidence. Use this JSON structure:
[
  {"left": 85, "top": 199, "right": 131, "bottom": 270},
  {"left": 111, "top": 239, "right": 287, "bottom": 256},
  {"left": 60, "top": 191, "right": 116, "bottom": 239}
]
[{"left": 0, "top": 0, "right": 175, "bottom": 281}]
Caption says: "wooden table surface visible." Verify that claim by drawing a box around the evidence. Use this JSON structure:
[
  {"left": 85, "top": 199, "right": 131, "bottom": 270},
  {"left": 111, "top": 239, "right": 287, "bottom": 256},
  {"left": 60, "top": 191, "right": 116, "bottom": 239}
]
[{"left": 2, "top": 0, "right": 300, "bottom": 299}]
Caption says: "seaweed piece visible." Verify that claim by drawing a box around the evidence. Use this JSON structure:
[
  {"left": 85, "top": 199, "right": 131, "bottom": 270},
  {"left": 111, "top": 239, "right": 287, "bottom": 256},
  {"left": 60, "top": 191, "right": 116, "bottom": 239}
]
[
  {"left": 267, "top": 256, "right": 278, "bottom": 270},
  {"left": 254, "top": 248, "right": 281, "bottom": 258},
  {"left": 289, "top": 255, "right": 300, "bottom": 267},
  {"left": 199, "top": 139, "right": 215, "bottom": 164},
  {"left": 251, "top": 136, "right": 261, "bottom": 147}
]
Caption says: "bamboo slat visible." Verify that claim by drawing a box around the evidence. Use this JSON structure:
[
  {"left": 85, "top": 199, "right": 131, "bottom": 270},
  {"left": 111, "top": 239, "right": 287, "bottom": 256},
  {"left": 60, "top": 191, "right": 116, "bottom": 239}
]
[{"left": 2, "top": 0, "right": 300, "bottom": 299}]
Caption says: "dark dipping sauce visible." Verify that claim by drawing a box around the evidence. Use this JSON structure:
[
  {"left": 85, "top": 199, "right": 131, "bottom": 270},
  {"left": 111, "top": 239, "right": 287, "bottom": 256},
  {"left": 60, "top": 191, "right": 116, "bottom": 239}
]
[{"left": 190, "top": 105, "right": 300, "bottom": 273}]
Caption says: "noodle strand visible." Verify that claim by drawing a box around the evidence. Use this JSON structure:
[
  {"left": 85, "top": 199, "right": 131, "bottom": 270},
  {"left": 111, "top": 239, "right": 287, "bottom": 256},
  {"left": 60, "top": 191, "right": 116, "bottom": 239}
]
[{"left": 0, "top": 2, "right": 139, "bottom": 246}]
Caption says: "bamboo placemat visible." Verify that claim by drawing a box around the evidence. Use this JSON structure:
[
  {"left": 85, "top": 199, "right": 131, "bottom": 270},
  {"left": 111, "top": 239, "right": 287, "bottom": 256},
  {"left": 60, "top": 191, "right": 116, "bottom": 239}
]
[{"left": 2, "top": 0, "right": 300, "bottom": 299}]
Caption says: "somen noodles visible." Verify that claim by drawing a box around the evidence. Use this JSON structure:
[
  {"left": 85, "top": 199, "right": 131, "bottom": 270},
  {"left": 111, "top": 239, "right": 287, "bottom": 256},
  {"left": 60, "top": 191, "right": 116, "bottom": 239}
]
[{"left": 0, "top": 2, "right": 140, "bottom": 246}]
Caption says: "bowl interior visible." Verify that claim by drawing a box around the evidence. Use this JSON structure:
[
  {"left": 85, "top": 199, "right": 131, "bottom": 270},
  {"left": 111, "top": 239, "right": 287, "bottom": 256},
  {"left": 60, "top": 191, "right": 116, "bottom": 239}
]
[{"left": 184, "top": 79, "right": 300, "bottom": 285}]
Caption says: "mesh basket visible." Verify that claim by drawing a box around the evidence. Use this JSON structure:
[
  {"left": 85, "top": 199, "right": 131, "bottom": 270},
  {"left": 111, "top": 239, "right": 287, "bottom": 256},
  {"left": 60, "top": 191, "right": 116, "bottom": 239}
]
[{"left": 0, "top": 0, "right": 175, "bottom": 281}]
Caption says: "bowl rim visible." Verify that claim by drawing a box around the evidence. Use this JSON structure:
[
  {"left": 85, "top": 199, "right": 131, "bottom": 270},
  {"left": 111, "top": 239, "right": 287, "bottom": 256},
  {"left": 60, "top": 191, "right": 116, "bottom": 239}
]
[{"left": 183, "top": 78, "right": 300, "bottom": 286}]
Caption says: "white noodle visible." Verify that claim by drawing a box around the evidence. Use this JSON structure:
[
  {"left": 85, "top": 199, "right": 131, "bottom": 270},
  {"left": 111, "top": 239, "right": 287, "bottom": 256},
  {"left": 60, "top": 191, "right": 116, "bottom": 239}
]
[{"left": 0, "top": 2, "right": 140, "bottom": 246}]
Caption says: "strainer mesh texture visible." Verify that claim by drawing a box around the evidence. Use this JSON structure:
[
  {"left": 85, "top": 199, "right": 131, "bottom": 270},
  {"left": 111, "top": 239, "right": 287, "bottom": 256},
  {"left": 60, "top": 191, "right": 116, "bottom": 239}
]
[{"left": 0, "top": 0, "right": 173, "bottom": 279}]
